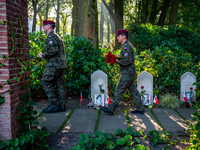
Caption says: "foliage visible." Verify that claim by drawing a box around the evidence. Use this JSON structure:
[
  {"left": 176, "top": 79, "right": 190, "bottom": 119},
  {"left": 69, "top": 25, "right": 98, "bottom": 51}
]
[
  {"left": 159, "top": 93, "right": 181, "bottom": 109},
  {"left": 186, "top": 101, "right": 200, "bottom": 149},
  {"left": 69, "top": 127, "right": 145, "bottom": 150},
  {"left": 193, "top": 82, "right": 200, "bottom": 99},
  {"left": 144, "top": 130, "right": 177, "bottom": 148},
  {"left": 128, "top": 23, "right": 200, "bottom": 63},
  {"left": 29, "top": 31, "right": 47, "bottom": 96},
  {"left": 179, "top": 0, "right": 200, "bottom": 34},
  {"left": 0, "top": 127, "right": 50, "bottom": 150},
  {"left": 135, "top": 45, "right": 198, "bottom": 94}
]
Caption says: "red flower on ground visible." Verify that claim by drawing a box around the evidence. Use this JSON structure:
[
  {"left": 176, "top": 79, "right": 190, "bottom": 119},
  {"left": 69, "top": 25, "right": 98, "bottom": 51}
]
[
  {"left": 190, "top": 87, "right": 193, "bottom": 90},
  {"left": 99, "top": 105, "right": 102, "bottom": 108},
  {"left": 141, "top": 86, "right": 144, "bottom": 89}
]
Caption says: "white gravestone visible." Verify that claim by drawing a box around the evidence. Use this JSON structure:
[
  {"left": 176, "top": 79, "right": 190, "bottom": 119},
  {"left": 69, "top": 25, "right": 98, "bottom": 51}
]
[
  {"left": 137, "top": 71, "right": 153, "bottom": 105},
  {"left": 180, "top": 72, "right": 196, "bottom": 102},
  {"left": 91, "top": 70, "right": 107, "bottom": 106}
]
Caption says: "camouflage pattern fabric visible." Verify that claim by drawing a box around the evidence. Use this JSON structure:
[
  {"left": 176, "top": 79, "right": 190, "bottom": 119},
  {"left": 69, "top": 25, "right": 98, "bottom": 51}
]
[
  {"left": 42, "top": 31, "right": 67, "bottom": 69},
  {"left": 42, "top": 31, "right": 67, "bottom": 106},
  {"left": 108, "top": 40, "right": 144, "bottom": 113}
]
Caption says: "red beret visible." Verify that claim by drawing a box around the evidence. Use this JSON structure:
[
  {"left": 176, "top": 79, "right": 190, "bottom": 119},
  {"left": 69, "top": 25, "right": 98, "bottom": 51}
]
[
  {"left": 116, "top": 29, "right": 129, "bottom": 36},
  {"left": 43, "top": 20, "right": 55, "bottom": 25}
]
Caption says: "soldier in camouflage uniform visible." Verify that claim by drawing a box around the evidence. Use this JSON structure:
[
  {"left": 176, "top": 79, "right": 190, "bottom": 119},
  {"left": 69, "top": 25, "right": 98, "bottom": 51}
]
[
  {"left": 38, "top": 20, "right": 67, "bottom": 113},
  {"left": 101, "top": 29, "right": 145, "bottom": 115}
]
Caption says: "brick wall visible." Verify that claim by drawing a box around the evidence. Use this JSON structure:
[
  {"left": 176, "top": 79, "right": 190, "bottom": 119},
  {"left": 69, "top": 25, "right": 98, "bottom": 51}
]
[{"left": 0, "top": 0, "right": 29, "bottom": 141}]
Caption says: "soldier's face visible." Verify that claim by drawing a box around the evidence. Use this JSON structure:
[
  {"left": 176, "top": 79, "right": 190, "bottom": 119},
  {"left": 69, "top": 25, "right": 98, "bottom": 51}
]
[
  {"left": 117, "top": 35, "right": 126, "bottom": 43},
  {"left": 117, "top": 35, "right": 123, "bottom": 43},
  {"left": 43, "top": 24, "right": 49, "bottom": 33}
]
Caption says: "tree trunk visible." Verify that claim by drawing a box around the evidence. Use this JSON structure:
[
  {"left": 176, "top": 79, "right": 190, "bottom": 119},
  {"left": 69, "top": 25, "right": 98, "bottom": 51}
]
[
  {"left": 100, "top": 2, "right": 104, "bottom": 45},
  {"left": 102, "top": 0, "right": 115, "bottom": 34},
  {"left": 72, "top": 0, "right": 99, "bottom": 49},
  {"left": 114, "top": 0, "right": 123, "bottom": 50},
  {"left": 56, "top": 0, "right": 60, "bottom": 33},
  {"left": 32, "top": 0, "right": 38, "bottom": 32},
  {"left": 107, "top": 14, "right": 110, "bottom": 43},
  {"left": 141, "top": 0, "right": 149, "bottom": 24},
  {"left": 158, "top": 0, "right": 171, "bottom": 26},
  {"left": 46, "top": 0, "right": 49, "bottom": 19},
  {"left": 149, "top": 0, "right": 159, "bottom": 25},
  {"left": 137, "top": 0, "right": 141, "bottom": 23},
  {"left": 71, "top": 6, "right": 74, "bottom": 36},
  {"left": 39, "top": 14, "right": 42, "bottom": 31},
  {"left": 169, "top": 0, "right": 179, "bottom": 26}
]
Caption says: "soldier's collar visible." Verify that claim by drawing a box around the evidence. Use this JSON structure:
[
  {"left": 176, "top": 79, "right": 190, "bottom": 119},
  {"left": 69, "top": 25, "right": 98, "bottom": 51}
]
[
  {"left": 122, "top": 40, "right": 128, "bottom": 46},
  {"left": 48, "top": 31, "right": 54, "bottom": 36}
]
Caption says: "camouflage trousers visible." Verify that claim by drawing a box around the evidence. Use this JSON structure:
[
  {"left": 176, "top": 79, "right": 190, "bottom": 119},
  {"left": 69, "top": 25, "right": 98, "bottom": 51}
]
[
  {"left": 108, "top": 70, "right": 144, "bottom": 113},
  {"left": 42, "top": 66, "right": 67, "bottom": 106}
]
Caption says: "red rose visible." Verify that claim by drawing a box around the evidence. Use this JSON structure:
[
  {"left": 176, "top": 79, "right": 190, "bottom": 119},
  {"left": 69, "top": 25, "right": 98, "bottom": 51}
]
[
  {"left": 141, "top": 86, "right": 144, "bottom": 89},
  {"left": 190, "top": 87, "right": 193, "bottom": 90},
  {"left": 110, "top": 60, "right": 114, "bottom": 65},
  {"left": 108, "top": 51, "right": 112, "bottom": 56},
  {"left": 99, "top": 105, "right": 102, "bottom": 107},
  {"left": 111, "top": 55, "right": 115, "bottom": 59}
]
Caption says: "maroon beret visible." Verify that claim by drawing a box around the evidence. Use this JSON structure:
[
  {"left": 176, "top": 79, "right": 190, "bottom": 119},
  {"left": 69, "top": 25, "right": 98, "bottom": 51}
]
[
  {"left": 43, "top": 20, "right": 55, "bottom": 25},
  {"left": 116, "top": 29, "right": 129, "bottom": 36}
]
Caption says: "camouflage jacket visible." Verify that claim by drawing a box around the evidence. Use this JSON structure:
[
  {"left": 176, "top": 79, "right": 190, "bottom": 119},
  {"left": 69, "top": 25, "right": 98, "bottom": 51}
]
[
  {"left": 117, "top": 40, "right": 136, "bottom": 73},
  {"left": 42, "top": 31, "right": 67, "bottom": 69}
]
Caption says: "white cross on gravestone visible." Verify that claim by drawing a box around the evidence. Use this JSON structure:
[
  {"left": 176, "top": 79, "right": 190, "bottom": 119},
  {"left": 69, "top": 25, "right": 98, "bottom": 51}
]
[
  {"left": 91, "top": 70, "right": 107, "bottom": 106},
  {"left": 180, "top": 72, "right": 196, "bottom": 102},
  {"left": 137, "top": 71, "right": 153, "bottom": 105}
]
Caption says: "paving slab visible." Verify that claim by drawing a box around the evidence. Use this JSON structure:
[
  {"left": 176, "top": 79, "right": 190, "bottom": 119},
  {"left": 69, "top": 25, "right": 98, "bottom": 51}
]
[
  {"left": 128, "top": 108, "right": 162, "bottom": 133},
  {"left": 153, "top": 108, "right": 188, "bottom": 131},
  {"left": 98, "top": 108, "right": 128, "bottom": 133},
  {"left": 32, "top": 101, "right": 49, "bottom": 117},
  {"left": 36, "top": 110, "right": 71, "bottom": 133},
  {"left": 176, "top": 108, "right": 196, "bottom": 123},
  {"left": 62, "top": 109, "right": 97, "bottom": 133}
]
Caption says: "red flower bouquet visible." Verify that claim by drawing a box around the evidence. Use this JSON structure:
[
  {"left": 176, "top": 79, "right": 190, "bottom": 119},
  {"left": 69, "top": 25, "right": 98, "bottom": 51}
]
[{"left": 106, "top": 51, "right": 116, "bottom": 65}]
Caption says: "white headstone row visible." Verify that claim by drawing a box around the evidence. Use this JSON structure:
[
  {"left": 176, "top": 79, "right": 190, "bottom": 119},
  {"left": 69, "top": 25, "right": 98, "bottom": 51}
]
[{"left": 91, "top": 70, "right": 196, "bottom": 106}]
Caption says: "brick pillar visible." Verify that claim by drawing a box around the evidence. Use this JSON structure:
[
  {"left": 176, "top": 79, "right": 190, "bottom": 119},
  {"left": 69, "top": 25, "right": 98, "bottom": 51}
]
[{"left": 0, "top": 0, "right": 29, "bottom": 141}]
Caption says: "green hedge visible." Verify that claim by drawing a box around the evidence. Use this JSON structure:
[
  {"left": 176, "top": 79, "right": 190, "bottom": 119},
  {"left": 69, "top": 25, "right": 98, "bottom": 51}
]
[{"left": 128, "top": 23, "right": 200, "bottom": 63}]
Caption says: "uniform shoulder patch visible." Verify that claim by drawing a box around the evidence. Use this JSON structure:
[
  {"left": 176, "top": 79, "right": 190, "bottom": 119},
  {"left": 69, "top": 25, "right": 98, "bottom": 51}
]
[
  {"left": 49, "top": 40, "right": 53, "bottom": 44},
  {"left": 124, "top": 47, "right": 127, "bottom": 50},
  {"left": 48, "top": 36, "right": 52, "bottom": 38},
  {"left": 124, "top": 53, "right": 128, "bottom": 57}
]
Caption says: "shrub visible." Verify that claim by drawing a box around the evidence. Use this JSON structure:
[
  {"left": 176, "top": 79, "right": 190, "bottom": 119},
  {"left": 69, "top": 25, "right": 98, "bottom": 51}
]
[
  {"left": 135, "top": 45, "right": 198, "bottom": 94},
  {"left": 128, "top": 23, "right": 200, "bottom": 63},
  {"left": 159, "top": 93, "right": 181, "bottom": 109}
]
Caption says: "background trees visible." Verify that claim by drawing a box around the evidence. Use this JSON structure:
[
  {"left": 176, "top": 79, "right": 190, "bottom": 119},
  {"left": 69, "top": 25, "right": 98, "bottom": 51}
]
[{"left": 28, "top": 0, "right": 200, "bottom": 49}]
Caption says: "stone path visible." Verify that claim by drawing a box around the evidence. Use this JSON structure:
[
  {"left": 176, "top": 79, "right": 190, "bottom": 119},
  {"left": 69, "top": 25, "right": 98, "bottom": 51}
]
[{"left": 33, "top": 101, "right": 196, "bottom": 134}]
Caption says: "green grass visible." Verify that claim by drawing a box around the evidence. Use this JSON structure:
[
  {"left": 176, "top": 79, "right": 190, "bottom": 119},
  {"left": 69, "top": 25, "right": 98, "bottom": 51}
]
[
  {"left": 33, "top": 110, "right": 43, "bottom": 121},
  {"left": 149, "top": 108, "right": 165, "bottom": 131},
  {"left": 124, "top": 108, "right": 131, "bottom": 127},
  {"left": 94, "top": 109, "right": 101, "bottom": 132},
  {"left": 173, "top": 109, "right": 190, "bottom": 124},
  {"left": 57, "top": 108, "right": 75, "bottom": 133}
]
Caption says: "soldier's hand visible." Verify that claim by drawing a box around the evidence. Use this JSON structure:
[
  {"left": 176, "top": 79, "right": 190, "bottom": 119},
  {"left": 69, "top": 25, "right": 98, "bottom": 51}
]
[{"left": 37, "top": 53, "right": 43, "bottom": 58}]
